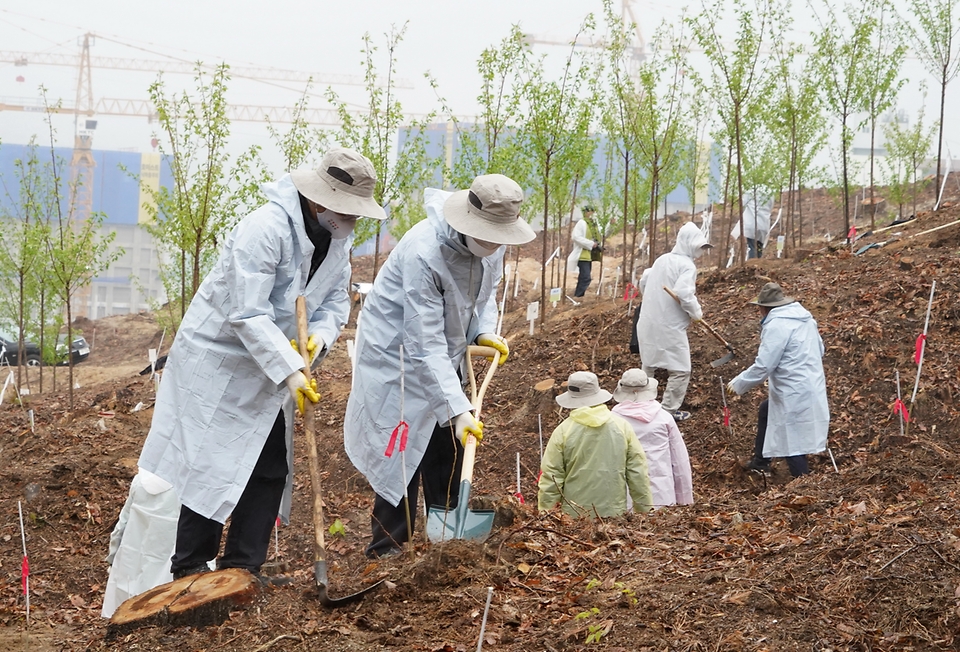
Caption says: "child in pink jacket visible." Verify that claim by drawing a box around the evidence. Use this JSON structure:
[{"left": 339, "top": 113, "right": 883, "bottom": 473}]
[{"left": 612, "top": 368, "right": 694, "bottom": 508}]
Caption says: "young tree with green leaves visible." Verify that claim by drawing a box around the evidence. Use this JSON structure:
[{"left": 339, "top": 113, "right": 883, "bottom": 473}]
[
  {"left": 881, "top": 93, "right": 936, "bottom": 220},
  {"left": 906, "top": 0, "right": 960, "bottom": 206},
  {"left": 265, "top": 81, "right": 331, "bottom": 174},
  {"left": 327, "top": 24, "right": 436, "bottom": 278},
  {"left": 140, "top": 64, "right": 263, "bottom": 328}
]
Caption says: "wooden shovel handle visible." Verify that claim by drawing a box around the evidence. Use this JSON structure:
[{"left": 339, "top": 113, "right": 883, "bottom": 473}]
[
  {"left": 460, "top": 344, "right": 501, "bottom": 484},
  {"left": 662, "top": 286, "right": 732, "bottom": 349},
  {"left": 295, "top": 297, "right": 327, "bottom": 558}
]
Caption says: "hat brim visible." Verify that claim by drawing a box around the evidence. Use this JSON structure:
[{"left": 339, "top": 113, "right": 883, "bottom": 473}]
[
  {"left": 613, "top": 383, "right": 658, "bottom": 403},
  {"left": 749, "top": 296, "right": 795, "bottom": 308},
  {"left": 556, "top": 388, "right": 613, "bottom": 409},
  {"left": 443, "top": 189, "right": 536, "bottom": 246},
  {"left": 291, "top": 169, "right": 387, "bottom": 220}
]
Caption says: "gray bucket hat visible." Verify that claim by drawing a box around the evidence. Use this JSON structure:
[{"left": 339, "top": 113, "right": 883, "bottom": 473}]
[
  {"left": 291, "top": 147, "right": 387, "bottom": 220},
  {"left": 613, "top": 368, "right": 658, "bottom": 403},
  {"left": 556, "top": 371, "right": 613, "bottom": 409},
  {"left": 443, "top": 174, "right": 536, "bottom": 246},
  {"left": 749, "top": 282, "right": 795, "bottom": 308}
]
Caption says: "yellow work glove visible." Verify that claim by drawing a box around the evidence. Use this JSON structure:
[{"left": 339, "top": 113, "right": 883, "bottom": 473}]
[
  {"left": 454, "top": 412, "right": 484, "bottom": 447},
  {"left": 725, "top": 381, "right": 739, "bottom": 398},
  {"left": 290, "top": 335, "right": 324, "bottom": 365},
  {"left": 285, "top": 371, "right": 320, "bottom": 414},
  {"left": 476, "top": 332, "right": 509, "bottom": 365}
]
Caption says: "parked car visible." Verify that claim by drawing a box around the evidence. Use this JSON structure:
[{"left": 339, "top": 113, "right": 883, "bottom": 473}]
[{"left": 0, "top": 330, "right": 90, "bottom": 367}]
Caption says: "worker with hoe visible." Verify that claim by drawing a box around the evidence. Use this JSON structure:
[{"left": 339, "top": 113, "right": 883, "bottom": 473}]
[
  {"left": 345, "top": 173, "right": 535, "bottom": 559},
  {"left": 137, "top": 147, "right": 386, "bottom": 582},
  {"left": 538, "top": 371, "right": 652, "bottom": 517},
  {"left": 567, "top": 205, "right": 604, "bottom": 297},
  {"left": 726, "top": 282, "right": 830, "bottom": 477},
  {"left": 636, "top": 221, "right": 713, "bottom": 422}
]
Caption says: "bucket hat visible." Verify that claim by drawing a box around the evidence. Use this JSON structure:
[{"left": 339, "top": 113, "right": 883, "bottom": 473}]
[
  {"left": 556, "top": 371, "right": 613, "bottom": 409},
  {"left": 613, "top": 368, "right": 658, "bottom": 403},
  {"left": 291, "top": 147, "right": 387, "bottom": 220},
  {"left": 443, "top": 174, "right": 535, "bottom": 245},
  {"left": 749, "top": 282, "right": 795, "bottom": 308}
]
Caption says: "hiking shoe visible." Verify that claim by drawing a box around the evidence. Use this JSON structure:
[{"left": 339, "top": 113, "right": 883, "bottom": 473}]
[
  {"left": 745, "top": 458, "right": 772, "bottom": 474},
  {"left": 172, "top": 564, "right": 211, "bottom": 580},
  {"left": 671, "top": 410, "right": 692, "bottom": 422}
]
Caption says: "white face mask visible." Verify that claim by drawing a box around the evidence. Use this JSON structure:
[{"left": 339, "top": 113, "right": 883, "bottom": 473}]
[
  {"left": 465, "top": 235, "right": 501, "bottom": 258},
  {"left": 316, "top": 207, "right": 358, "bottom": 239}
]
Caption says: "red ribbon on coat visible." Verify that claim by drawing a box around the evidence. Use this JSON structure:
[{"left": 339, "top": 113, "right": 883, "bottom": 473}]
[
  {"left": 915, "top": 334, "right": 926, "bottom": 364},
  {"left": 893, "top": 399, "right": 910, "bottom": 423},
  {"left": 21, "top": 555, "right": 28, "bottom": 594},
  {"left": 722, "top": 406, "right": 731, "bottom": 427},
  {"left": 384, "top": 421, "right": 409, "bottom": 457}
]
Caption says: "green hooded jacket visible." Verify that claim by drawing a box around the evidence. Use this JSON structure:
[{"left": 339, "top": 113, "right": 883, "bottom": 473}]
[{"left": 538, "top": 405, "right": 652, "bottom": 517}]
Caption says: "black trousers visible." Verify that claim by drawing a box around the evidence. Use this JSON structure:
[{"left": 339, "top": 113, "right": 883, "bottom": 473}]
[
  {"left": 171, "top": 409, "right": 288, "bottom": 574},
  {"left": 754, "top": 399, "right": 809, "bottom": 477},
  {"left": 574, "top": 260, "right": 592, "bottom": 297},
  {"left": 366, "top": 421, "right": 464, "bottom": 558}
]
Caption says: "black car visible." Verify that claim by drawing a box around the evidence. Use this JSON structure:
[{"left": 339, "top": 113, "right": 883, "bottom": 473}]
[{"left": 0, "top": 331, "right": 90, "bottom": 367}]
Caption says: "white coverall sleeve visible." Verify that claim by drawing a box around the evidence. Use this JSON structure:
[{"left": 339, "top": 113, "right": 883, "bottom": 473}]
[
  {"left": 571, "top": 219, "right": 595, "bottom": 250},
  {"left": 308, "top": 263, "right": 351, "bottom": 366},
  {"left": 225, "top": 221, "right": 304, "bottom": 386},
  {"left": 638, "top": 267, "right": 651, "bottom": 294},
  {"left": 729, "top": 320, "right": 789, "bottom": 395},
  {"left": 669, "top": 268, "right": 703, "bottom": 321},
  {"left": 403, "top": 254, "right": 474, "bottom": 425},
  {"left": 667, "top": 421, "right": 694, "bottom": 505}
]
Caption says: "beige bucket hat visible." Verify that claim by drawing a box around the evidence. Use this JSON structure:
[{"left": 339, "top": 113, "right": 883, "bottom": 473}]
[
  {"left": 613, "top": 368, "right": 659, "bottom": 403},
  {"left": 556, "top": 371, "right": 613, "bottom": 409},
  {"left": 443, "top": 174, "right": 536, "bottom": 245},
  {"left": 291, "top": 147, "right": 387, "bottom": 220},
  {"left": 749, "top": 282, "right": 795, "bottom": 308}
]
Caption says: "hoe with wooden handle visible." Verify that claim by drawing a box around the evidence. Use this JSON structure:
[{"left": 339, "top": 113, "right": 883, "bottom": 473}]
[{"left": 662, "top": 286, "right": 735, "bottom": 367}]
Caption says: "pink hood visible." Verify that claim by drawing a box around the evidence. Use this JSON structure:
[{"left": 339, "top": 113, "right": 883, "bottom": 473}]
[{"left": 612, "top": 400, "right": 663, "bottom": 423}]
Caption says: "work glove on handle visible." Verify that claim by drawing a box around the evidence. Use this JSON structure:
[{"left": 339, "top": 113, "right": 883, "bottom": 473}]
[
  {"left": 454, "top": 411, "right": 484, "bottom": 447},
  {"left": 290, "top": 334, "right": 324, "bottom": 366},
  {"left": 725, "top": 381, "right": 739, "bottom": 399},
  {"left": 476, "top": 333, "right": 509, "bottom": 365},
  {"left": 285, "top": 370, "right": 320, "bottom": 414}
]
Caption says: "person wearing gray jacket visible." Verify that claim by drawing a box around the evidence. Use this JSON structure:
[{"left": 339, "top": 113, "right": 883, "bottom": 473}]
[
  {"left": 138, "top": 147, "right": 385, "bottom": 580},
  {"left": 345, "top": 174, "right": 535, "bottom": 558}
]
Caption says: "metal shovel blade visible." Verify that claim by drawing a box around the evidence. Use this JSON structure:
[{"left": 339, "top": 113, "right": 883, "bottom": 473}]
[
  {"left": 710, "top": 350, "right": 735, "bottom": 367},
  {"left": 425, "top": 479, "right": 494, "bottom": 542},
  {"left": 315, "top": 560, "right": 386, "bottom": 608}
]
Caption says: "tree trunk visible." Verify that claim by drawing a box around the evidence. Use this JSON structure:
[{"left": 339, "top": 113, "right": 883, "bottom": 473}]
[{"left": 539, "top": 156, "right": 550, "bottom": 333}]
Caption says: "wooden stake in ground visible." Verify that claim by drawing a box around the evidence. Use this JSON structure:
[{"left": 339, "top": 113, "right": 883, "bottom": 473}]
[{"left": 107, "top": 568, "right": 259, "bottom": 637}]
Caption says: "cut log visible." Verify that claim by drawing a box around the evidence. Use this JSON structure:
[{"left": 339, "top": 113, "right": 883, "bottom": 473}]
[
  {"left": 531, "top": 378, "right": 557, "bottom": 416},
  {"left": 107, "top": 568, "right": 259, "bottom": 638}
]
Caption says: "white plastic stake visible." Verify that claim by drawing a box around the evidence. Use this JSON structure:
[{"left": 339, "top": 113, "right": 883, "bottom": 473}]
[
  {"left": 513, "top": 265, "right": 521, "bottom": 298},
  {"left": 827, "top": 448, "right": 839, "bottom": 473},
  {"left": 515, "top": 452, "right": 521, "bottom": 496},
  {"left": 28, "top": 409, "right": 34, "bottom": 433},
  {"left": 476, "top": 586, "right": 494, "bottom": 652},
  {"left": 910, "top": 281, "right": 936, "bottom": 405},
  {"left": 18, "top": 500, "right": 29, "bottom": 625},
  {"left": 895, "top": 370, "right": 905, "bottom": 438}
]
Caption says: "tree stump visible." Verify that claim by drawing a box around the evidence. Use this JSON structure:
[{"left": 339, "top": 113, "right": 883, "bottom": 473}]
[
  {"left": 532, "top": 378, "right": 558, "bottom": 416},
  {"left": 107, "top": 568, "right": 259, "bottom": 638}
]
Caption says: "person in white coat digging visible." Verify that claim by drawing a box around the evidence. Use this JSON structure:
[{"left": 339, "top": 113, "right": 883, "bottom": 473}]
[
  {"left": 345, "top": 173, "right": 535, "bottom": 559},
  {"left": 612, "top": 368, "right": 694, "bottom": 508},
  {"left": 726, "top": 282, "right": 830, "bottom": 477},
  {"left": 636, "top": 221, "right": 713, "bottom": 421},
  {"left": 138, "top": 147, "right": 386, "bottom": 581}
]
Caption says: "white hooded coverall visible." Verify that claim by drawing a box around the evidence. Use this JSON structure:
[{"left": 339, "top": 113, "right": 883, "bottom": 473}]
[
  {"left": 636, "top": 222, "right": 708, "bottom": 411},
  {"left": 138, "top": 174, "right": 351, "bottom": 525},
  {"left": 344, "top": 188, "right": 502, "bottom": 507}
]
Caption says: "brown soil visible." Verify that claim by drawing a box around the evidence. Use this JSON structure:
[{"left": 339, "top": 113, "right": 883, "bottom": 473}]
[{"left": 2, "top": 180, "right": 960, "bottom": 651}]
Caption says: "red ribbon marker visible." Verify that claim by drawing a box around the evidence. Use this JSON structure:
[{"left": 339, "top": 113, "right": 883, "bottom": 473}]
[
  {"left": 847, "top": 225, "right": 857, "bottom": 241},
  {"left": 513, "top": 492, "right": 525, "bottom": 504},
  {"left": 21, "top": 555, "right": 28, "bottom": 594},
  {"left": 722, "top": 406, "right": 731, "bottom": 427},
  {"left": 384, "top": 421, "right": 409, "bottom": 457},
  {"left": 893, "top": 399, "right": 910, "bottom": 423},
  {"left": 623, "top": 283, "right": 639, "bottom": 301},
  {"left": 914, "top": 334, "right": 926, "bottom": 364}
]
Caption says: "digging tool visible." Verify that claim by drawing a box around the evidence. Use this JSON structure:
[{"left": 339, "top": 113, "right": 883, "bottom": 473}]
[
  {"left": 662, "top": 286, "right": 735, "bottom": 367},
  {"left": 296, "top": 296, "right": 384, "bottom": 607},
  {"left": 425, "top": 345, "right": 500, "bottom": 542}
]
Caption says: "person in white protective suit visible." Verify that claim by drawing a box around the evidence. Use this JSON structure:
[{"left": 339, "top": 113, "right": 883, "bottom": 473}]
[
  {"left": 566, "top": 206, "right": 603, "bottom": 297},
  {"left": 737, "top": 188, "right": 773, "bottom": 259},
  {"left": 101, "top": 469, "right": 179, "bottom": 617},
  {"left": 344, "top": 173, "right": 535, "bottom": 558},
  {"left": 137, "top": 147, "right": 386, "bottom": 581},
  {"left": 612, "top": 369, "right": 693, "bottom": 509},
  {"left": 726, "top": 283, "right": 829, "bottom": 477},
  {"left": 636, "top": 221, "right": 713, "bottom": 421}
]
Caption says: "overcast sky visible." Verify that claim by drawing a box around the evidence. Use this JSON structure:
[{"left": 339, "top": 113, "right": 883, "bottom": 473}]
[{"left": 0, "top": 0, "right": 956, "bottom": 175}]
